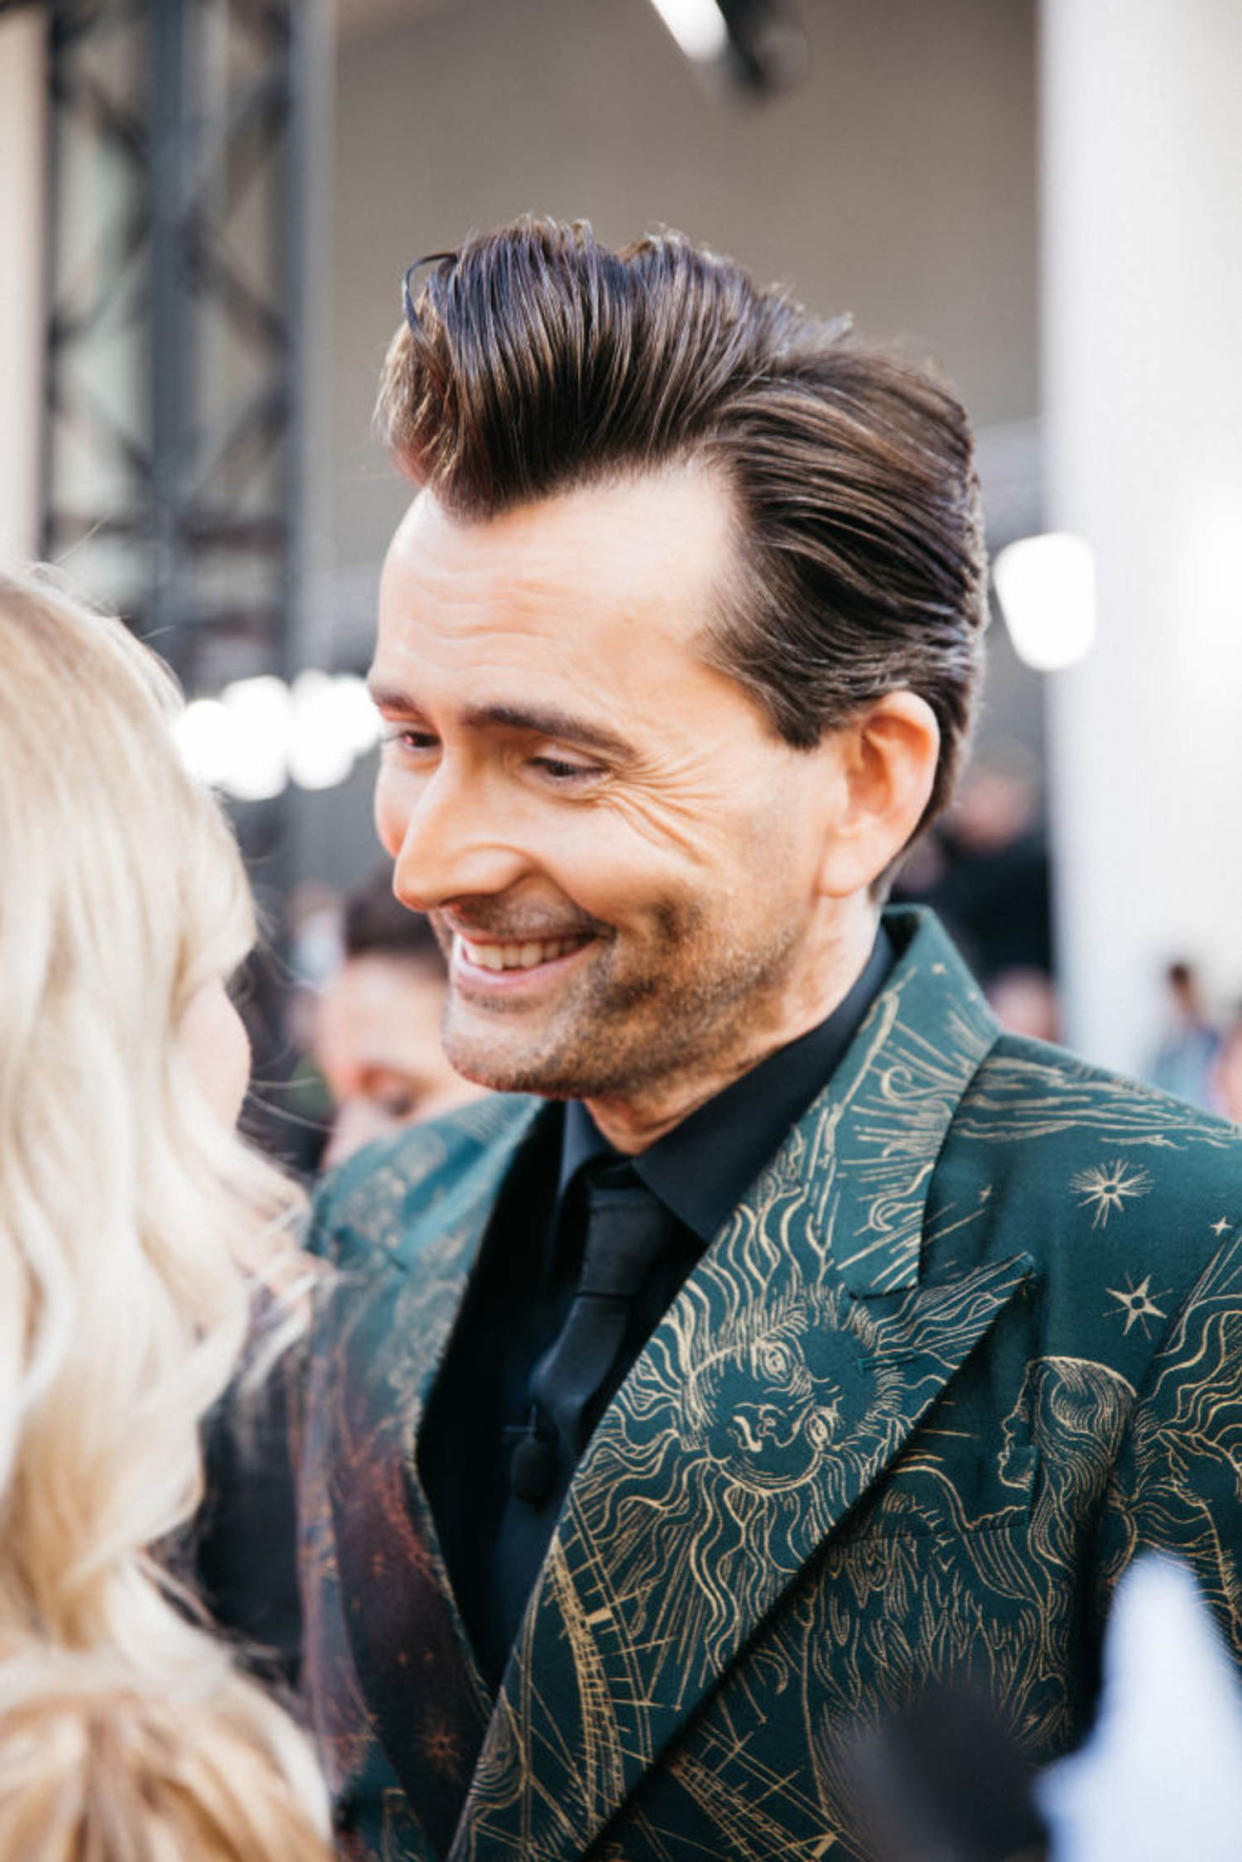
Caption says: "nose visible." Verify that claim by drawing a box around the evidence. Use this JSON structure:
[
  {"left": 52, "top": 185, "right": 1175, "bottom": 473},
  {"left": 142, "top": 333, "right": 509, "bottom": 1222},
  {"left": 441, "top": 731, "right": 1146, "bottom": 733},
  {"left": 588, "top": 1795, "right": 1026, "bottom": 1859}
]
[
  {"left": 383, "top": 764, "right": 529, "bottom": 913},
  {"left": 731, "top": 1404, "right": 787, "bottom": 1454}
]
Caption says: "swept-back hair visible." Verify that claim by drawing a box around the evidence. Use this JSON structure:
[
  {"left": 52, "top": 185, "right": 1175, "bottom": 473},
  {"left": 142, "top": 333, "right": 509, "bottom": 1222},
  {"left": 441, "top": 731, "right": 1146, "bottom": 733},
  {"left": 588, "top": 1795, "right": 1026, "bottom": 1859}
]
[
  {"left": 0, "top": 571, "right": 330, "bottom": 1858},
  {"left": 376, "top": 217, "right": 988, "bottom": 827}
]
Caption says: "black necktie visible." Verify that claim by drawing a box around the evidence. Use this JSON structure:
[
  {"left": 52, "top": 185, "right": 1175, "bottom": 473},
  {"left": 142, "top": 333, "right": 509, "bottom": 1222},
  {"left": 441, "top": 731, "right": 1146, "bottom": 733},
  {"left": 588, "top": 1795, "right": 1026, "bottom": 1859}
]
[{"left": 510, "top": 1160, "right": 671, "bottom": 1506}]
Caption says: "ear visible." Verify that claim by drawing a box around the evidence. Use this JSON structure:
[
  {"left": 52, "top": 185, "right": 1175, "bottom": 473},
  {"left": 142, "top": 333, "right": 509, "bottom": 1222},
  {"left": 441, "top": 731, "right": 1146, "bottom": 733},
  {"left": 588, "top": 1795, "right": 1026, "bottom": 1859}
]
[{"left": 815, "top": 691, "right": 940, "bottom": 898}]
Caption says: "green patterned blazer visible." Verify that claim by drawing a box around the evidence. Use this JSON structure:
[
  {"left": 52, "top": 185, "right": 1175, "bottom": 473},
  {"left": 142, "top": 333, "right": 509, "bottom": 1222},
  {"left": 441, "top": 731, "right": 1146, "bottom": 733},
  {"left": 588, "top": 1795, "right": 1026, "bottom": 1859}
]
[{"left": 295, "top": 906, "right": 1242, "bottom": 1862}]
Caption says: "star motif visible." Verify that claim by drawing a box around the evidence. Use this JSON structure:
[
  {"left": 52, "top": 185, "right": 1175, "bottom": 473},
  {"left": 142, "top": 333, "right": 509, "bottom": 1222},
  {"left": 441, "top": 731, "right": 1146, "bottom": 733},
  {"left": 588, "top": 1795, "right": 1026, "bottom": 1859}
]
[
  {"left": 979, "top": 1185, "right": 993, "bottom": 1203},
  {"left": 419, "top": 1723, "right": 463, "bottom": 1777},
  {"left": 1105, "top": 1273, "right": 1168, "bottom": 1338},
  {"left": 1071, "top": 1159, "right": 1153, "bottom": 1229},
  {"left": 1212, "top": 1217, "right": 1232, "bottom": 1237}
]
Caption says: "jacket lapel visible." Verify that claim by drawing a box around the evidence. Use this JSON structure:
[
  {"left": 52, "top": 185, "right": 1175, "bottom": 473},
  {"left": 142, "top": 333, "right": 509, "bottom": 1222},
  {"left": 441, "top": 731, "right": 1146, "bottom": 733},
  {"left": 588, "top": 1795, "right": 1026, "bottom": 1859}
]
[
  {"left": 319, "top": 1098, "right": 543, "bottom": 1857},
  {"left": 454, "top": 911, "right": 1033, "bottom": 1862}
]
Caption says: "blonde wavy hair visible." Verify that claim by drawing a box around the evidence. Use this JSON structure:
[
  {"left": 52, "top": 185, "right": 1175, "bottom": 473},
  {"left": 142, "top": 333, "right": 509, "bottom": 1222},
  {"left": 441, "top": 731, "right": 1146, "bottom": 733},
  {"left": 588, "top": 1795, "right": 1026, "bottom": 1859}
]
[{"left": 0, "top": 571, "right": 331, "bottom": 1857}]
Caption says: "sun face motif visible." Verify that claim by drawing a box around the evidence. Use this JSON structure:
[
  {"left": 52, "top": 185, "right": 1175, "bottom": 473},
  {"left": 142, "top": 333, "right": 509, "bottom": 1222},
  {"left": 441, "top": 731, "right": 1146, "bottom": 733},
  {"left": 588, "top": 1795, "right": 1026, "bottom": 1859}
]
[
  {"left": 1071, "top": 1159, "right": 1153, "bottom": 1228},
  {"left": 698, "top": 1326, "right": 852, "bottom": 1495},
  {"left": 1104, "top": 1273, "right": 1168, "bottom": 1338},
  {"left": 573, "top": 1279, "right": 922, "bottom": 1689}
]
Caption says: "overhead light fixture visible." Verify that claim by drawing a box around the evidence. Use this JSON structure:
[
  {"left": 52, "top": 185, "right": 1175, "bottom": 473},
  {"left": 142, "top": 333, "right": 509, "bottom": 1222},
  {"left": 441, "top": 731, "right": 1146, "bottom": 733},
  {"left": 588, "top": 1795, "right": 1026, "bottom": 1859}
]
[
  {"left": 646, "top": 0, "right": 808, "bottom": 96},
  {"left": 993, "top": 532, "right": 1097, "bottom": 672},
  {"left": 648, "top": 0, "right": 729, "bottom": 62}
]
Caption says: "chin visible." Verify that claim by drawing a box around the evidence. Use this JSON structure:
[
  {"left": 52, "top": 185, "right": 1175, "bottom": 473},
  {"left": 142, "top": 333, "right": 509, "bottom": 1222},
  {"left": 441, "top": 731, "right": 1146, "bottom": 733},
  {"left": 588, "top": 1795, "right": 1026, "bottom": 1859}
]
[
  {"left": 442, "top": 987, "right": 684, "bottom": 1102},
  {"left": 442, "top": 1037, "right": 546, "bottom": 1097},
  {"left": 442, "top": 1032, "right": 598, "bottom": 1102},
  {"left": 450, "top": 1058, "right": 583, "bottom": 1100}
]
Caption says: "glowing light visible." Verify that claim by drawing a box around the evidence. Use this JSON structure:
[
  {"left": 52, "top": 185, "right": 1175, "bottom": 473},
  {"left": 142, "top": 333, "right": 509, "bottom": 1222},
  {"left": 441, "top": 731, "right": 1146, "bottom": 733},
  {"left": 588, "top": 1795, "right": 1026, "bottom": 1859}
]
[
  {"left": 288, "top": 671, "right": 382, "bottom": 791},
  {"left": 175, "top": 672, "right": 381, "bottom": 799},
  {"left": 647, "top": 0, "right": 729, "bottom": 63},
  {"left": 328, "top": 673, "right": 386, "bottom": 758},
  {"left": 175, "top": 698, "right": 235, "bottom": 789},
  {"left": 993, "top": 532, "right": 1097, "bottom": 672},
  {"left": 218, "top": 676, "right": 292, "bottom": 800}
]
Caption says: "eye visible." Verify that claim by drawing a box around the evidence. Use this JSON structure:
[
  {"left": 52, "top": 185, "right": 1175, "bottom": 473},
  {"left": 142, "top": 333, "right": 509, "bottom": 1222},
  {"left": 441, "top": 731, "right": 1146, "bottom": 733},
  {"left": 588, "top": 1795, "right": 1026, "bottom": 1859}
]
[
  {"left": 528, "top": 754, "right": 603, "bottom": 784},
  {"left": 758, "top": 1343, "right": 791, "bottom": 1381},
  {"left": 383, "top": 726, "right": 438, "bottom": 756}
]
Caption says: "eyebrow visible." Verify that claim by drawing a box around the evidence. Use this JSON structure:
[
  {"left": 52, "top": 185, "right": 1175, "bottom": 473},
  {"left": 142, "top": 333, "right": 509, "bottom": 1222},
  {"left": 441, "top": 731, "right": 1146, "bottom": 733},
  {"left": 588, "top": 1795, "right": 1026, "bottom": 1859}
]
[{"left": 367, "top": 685, "right": 636, "bottom": 762}]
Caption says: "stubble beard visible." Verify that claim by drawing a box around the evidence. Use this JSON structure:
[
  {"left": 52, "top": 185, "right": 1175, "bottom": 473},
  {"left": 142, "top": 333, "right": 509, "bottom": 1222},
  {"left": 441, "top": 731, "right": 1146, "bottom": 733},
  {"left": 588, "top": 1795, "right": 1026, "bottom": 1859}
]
[{"left": 440, "top": 901, "right": 805, "bottom": 1105}]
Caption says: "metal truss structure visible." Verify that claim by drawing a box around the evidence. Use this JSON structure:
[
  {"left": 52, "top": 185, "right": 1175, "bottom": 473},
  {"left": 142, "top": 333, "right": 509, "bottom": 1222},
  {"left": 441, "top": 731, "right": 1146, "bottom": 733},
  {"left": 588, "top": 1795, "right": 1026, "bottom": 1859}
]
[
  {"left": 38, "top": 0, "right": 330, "bottom": 1169},
  {"left": 41, "top": 0, "right": 318, "bottom": 696}
]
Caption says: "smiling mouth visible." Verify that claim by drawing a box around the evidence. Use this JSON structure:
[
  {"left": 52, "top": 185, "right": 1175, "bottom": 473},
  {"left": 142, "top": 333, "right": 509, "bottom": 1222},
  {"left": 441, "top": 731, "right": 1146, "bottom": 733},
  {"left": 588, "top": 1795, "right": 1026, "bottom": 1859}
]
[{"left": 455, "top": 933, "right": 593, "bottom": 973}]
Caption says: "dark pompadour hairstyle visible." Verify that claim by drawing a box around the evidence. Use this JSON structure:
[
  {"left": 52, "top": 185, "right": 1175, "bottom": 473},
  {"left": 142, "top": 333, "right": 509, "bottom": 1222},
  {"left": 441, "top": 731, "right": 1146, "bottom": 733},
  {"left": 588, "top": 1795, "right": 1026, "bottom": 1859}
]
[{"left": 376, "top": 217, "right": 987, "bottom": 828}]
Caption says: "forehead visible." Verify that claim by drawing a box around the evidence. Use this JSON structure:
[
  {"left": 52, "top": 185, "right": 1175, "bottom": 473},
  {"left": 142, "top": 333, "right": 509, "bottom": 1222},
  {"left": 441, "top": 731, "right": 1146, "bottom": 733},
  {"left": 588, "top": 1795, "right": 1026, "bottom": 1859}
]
[
  {"left": 375, "top": 465, "right": 736, "bottom": 687},
  {"left": 318, "top": 954, "right": 445, "bottom": 1059}
]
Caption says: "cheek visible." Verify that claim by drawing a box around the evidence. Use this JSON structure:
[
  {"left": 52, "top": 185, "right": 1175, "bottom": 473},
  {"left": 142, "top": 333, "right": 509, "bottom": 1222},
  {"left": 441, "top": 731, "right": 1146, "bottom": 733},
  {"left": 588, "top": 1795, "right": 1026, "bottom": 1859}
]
[
  {"left": 575, "top": 769, "right": 806, "bottom": 920},
  {"left": 535, "top": 801, "right": 722, "bottom": 919},
  {"left": 373, "top": 766, "right": 407, "bottom": 858},
  {"left": 179, "top": 978, "right": 252, "bottom": 1128}
]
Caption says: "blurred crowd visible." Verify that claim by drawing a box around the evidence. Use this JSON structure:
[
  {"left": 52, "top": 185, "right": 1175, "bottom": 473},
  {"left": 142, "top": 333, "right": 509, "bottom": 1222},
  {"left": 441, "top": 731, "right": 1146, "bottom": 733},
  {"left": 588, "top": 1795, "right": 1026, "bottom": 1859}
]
[
  {"left": 895, "top": 742, "right": 1059, "bottom": 1042},
  {"left": 1146, "top": 961, "right": 1242, "bottom": 1124},
  {"left": 898, "top": 746, "right": 1242, "bottom": 1126}
]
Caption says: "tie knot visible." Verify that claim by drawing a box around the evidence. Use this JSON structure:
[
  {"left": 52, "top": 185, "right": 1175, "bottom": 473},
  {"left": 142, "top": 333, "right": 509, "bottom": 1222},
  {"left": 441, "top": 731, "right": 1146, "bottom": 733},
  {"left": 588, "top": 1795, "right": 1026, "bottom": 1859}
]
[{"left": 577, "top": 1162, "right": 670, "bottom": 1300}]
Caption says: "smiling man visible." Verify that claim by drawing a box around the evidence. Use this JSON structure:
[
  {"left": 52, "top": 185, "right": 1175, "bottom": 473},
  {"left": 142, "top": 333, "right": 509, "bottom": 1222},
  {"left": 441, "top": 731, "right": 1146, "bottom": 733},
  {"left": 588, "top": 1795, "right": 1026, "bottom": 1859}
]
[
  {"left": 368, "top": 461, "right": 921, "bottom": 1140},
  {"left": 296, "top": 221, "right": 1242, "bottom": 1862}
]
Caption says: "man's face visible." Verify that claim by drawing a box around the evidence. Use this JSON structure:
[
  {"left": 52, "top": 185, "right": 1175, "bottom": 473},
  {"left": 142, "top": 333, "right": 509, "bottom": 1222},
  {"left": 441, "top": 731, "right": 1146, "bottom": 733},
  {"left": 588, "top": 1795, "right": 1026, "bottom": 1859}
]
[{"left": 371, "top": 465, "right": 846, "bottom": 1106}]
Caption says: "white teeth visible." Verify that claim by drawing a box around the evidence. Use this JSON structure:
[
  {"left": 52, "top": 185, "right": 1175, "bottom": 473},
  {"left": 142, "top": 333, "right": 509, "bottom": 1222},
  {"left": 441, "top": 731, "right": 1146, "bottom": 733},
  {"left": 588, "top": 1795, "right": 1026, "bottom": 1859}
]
[{"left": 458, "top": 935, "right": 583, "bottom": 973}]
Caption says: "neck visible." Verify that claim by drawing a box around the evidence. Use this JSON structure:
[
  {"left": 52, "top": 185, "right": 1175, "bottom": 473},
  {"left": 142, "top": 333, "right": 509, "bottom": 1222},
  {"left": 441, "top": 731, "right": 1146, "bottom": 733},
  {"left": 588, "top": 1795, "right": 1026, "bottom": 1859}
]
[{"left": 585, "top": 898, "right": 881, "bottom": 1154}]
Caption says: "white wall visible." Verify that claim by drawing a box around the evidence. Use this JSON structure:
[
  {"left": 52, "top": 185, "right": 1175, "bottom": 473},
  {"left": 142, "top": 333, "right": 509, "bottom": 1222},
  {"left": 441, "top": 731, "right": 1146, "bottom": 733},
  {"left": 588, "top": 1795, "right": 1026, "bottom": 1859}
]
[
  {"left": 0, "top": 8, "right": 46, "bottom": 564},
  {"left": 331, "top": 0, "right": 1039, "bottom": 582},
  {"left": 1042, "top": 0, "right": 1242, "bottom": 1069}
]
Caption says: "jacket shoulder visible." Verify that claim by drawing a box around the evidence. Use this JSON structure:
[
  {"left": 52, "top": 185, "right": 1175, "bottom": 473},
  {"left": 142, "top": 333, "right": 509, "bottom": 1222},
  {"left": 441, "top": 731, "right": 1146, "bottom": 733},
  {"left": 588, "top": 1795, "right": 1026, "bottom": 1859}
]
[
  {"left": 950, "top": 1030, "right": 1242, "bottom": 1242},
  {"left": 305, "top": 1094, "right": 541, "bottom": 1273}
]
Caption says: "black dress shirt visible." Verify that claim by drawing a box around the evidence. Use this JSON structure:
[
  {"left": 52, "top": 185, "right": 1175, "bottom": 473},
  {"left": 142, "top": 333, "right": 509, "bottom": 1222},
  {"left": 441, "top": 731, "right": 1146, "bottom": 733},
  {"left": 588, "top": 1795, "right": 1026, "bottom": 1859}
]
[{"left": 419, "top": 925, "right": 893, "bottom": 1691}]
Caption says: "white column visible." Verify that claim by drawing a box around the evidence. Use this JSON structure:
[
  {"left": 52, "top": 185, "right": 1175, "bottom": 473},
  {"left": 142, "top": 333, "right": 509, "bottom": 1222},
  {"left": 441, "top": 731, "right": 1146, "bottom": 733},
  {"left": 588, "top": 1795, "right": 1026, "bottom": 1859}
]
[
  {"left": 1042, "top": 0, "right": 1242, "bottom": 1073},
  {"left": 0, "top": 8, "right": 47, "bottom": 565}
]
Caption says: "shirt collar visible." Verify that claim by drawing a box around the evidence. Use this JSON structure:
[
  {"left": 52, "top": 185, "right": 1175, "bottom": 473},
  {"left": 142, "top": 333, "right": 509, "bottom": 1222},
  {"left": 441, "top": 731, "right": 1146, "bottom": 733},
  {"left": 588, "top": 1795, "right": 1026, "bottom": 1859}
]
[{"left": 557, "top": 922, "right": 894, "bottom": 1245}]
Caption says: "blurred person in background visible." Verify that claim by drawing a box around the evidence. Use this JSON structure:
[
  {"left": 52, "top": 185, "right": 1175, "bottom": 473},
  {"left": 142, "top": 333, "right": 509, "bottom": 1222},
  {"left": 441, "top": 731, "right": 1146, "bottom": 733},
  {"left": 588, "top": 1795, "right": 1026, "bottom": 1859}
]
[
  {"left": 985, "top": 965, "right": 1062, "bottom": 1043},
  {"left": 896, "top": 740, "right": 1061, "bottom": 1046},
  {"left": 288, "top": 880, "right": 349, "bottom": 996},
  {"left": 1213, "top": 1010, "right": 1242, "bottom": 1127},
  {"left": 290, "top": 221, "right": 1242, "bottom": 1862},
  {"left": 314, "top": 865, "right": 488, "bottom": 1168},
  {"left": 1146, "top": 960, "right": 1222, "bottom": 1112},
  {"left": 0, "top": 572, "right": 331, "bottom": 1862},
  {"left": 198, "top": 871, "right": 487, "bottom": 1671},
  {"left": 197, "top": 862, "right": 486, "bottom": 1679},
  {"left": 896, "top": 742, "right": 1053, "bottom": 977}
]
